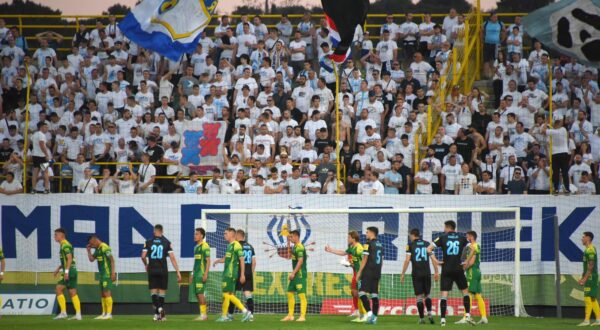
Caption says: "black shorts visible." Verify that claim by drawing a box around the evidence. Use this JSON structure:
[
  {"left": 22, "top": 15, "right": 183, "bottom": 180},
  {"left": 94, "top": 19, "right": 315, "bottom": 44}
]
[
  {"left": 440, "top": 270, "right": 468, "bottom": 292},
  {"left": 148, "top": 270, "right": 169, "bottom": 290},
  {"left": 483, "top": 43, "right": 497, "bottom": 62},
  {"left": 32, "top": 156, "right": 46, "bottom": 168},
  {"left": 412, "top": 275, "right": 432, "bottom": 296},
  {"left": 236, "top": 273, "right": 254, "bottom": 292},
  {"left": 359, "top": 275, "right": 380, "bottom": 294}
]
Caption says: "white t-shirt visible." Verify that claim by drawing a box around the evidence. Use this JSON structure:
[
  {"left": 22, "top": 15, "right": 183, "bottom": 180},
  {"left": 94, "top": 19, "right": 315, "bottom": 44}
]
[
  {"left": 457, "top": 173, "right": 477, "bottom": 195},
  {"left": 31, "top": 131, "right": 47, "bottom": 157},
  {"left": 304, "top": 180, "right": 322, "bottom": 194},
  {"left": 163, "top": 149, "right": 182, "bottom": 175},
  {"left": 78, "top": 177, "right": 98, "bottom": 194},
  {"left": 545, "top": 127, "right": 569, "bottom": 154},
  {"left": 0, "top": 180, "right": 23, "bottom": 194},
  {"left": 415, "top": 171, "right": 433, "bottom": 194},
  {"left": 357, "top": 180, "right": 385, "bottom": 195},
  {"left": 442, "top": 163, "right": 461, "bottom": 191},
  {"left": 289, "top": 40, "right": 307, "bottom": 62}
]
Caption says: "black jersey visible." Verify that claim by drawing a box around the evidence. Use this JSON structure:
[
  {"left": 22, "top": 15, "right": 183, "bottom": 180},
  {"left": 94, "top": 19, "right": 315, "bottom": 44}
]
[
  {"left": 143, "top": 236, "right": 173, "bottom": 272},
  {"left": 433, "top": 232, "right": 468, "bottom": 273},
  {"left": 406, "top": 239, "right": 432, "bottom": 276},
  {"left": 363, "top": 238, "right": 383, "bottom": 279},
  {"left": 239, "top": 240, "right": 255, "bottom": 277}
]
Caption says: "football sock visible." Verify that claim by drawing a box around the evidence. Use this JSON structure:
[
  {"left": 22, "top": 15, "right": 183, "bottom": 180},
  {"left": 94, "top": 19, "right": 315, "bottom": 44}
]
[
  {"left": 106, "top": 296, "right": 113, "bottom": 315},
  {"left": 222, "top": 293, "right": 230, "bottom": 317},
  {"left": 72, "top": 295, "right": 81, "bottom": 314},
  {"left": 101, "top": 297, "right": 106, "bottom": 315},
  {"left": 287, "top": 292, "right": 295, "bottom": 316},
  {"left": 476, "top": 294, "right": 487, "bottom": 318},
  {"left": 463, "top": 294, "right": 471, "bottom": 315},
  {"left": 246, "top": 295, "right": 254, "bottom": 314},
  {"left": 299, "top": 293, "right": 307, "bottom": 317},
  {"left": 358, "top": 298, "right": 367, "bottom": 315},
  {"left": 440, "top": 297, "right": 447, "bottom": 318},
  {"left": 425, "top": 297, "right": 432, "bottom": 314},
  {"left": 417, "top": 297, "right": 424, "bottom": 318},
  {"left": 593, "top": 299, "right": 600, "bottom": 320},
  {"left": 585, "top": 297, "right": 593, "bottom": 321},
  {"left": 359, "top": 293, "right": 371, "bottom": 313},
  {"left": 229, "top": 295, "right": 246, "bottom": 312},
  {"left": 57, "top": 294, "right": 67, "bottom": 314},
  {"left": 371, "top": 294, "right": 379, "bottom": 316}
]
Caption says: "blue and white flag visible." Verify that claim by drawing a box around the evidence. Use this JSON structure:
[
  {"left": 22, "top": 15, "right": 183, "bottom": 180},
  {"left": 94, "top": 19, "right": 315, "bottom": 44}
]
[
  {"left": 522, "top": 0, "right": 600, "bottom": 67},
  {"left": 119, "top": 0, "right": 218, "bottom": 61}
]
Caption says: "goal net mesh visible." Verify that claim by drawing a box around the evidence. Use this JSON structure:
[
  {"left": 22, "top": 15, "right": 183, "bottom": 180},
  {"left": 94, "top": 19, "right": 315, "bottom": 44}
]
[{"left": 199, "top": 208, "right": 527, "bottom": 317}]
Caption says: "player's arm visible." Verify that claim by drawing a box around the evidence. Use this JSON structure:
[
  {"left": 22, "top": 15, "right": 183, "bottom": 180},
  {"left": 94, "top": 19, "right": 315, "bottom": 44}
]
[
  {"left": 324, "top": 244, "right": 347, "bottom": 256},
  {"left": 168, "top": 245, "right": 182, "bottom": 282},
  {"left": 64, "top": 252, "right": 73, "bottom": 280},
  {"left": 109, "top": 253, "right": 117, "bottom": 281},
  {"left": 212, "top": 257, "right": 225, "bottom": 266},
  {"left": 203, "top": 256, "right": 210, "bottom": 282},
  {"left": 252, "top": 255, "right": 257, "bottom": 275},
  {"left": 0, "top": 257, "right": 5, "bottom": 282},
  {"left": 289, "top": 255, "right": 303, "bottom": 281},
  {"left": 141, "top": 243, "right": 149, "bottom": 270},
  {"left": 86, "top": 244, "right": 95, "bottom": 262},
  {"left": 463, "top": 246, "right": 477, "bottom": 271},
  {"left": 239, "top": 253, "right": 246, "bottom": 284},
  {"left": 580, "top": 253, "right": 595, "bottom": 285},
  {"left": 356, "top": 248, "right": 369, "bottom": 280},
  {"left": 400, "top": 251, "right": 411, "bottom": 283},
  {"left": 429, "top": 252, "right": 440, "bottom": 280}
]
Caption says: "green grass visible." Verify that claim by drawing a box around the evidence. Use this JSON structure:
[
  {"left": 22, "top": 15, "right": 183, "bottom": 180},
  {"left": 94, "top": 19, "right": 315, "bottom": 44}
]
[{"left": 0, "top": 315, "right": 583, "bottom": 329}]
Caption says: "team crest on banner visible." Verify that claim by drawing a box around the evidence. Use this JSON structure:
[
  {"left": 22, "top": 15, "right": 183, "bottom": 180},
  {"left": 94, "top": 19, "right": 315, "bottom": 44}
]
[
  {"left": 181, "top": 121, "right": 226, "bottom": 171},
  {"left": 119, "top": 0, "right": 218, "bottom": 60},
  {"left": 264, "top": 210, "right": 315, "bottom": 259}
]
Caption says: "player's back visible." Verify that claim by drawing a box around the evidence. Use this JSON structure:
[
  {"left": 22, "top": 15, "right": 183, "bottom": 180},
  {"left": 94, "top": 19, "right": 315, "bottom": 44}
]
[
  {"left": 364, "top": 239, "right": 383, "bottom": 279},
  {"left": 408, "top": 239, "right": 431, "bottom": 276},
  {"left": 145, "top": 236, "right": 171, "bottom": 273},
  {"left": 240, "top": 240, "right": 255, "bottom": 277},
  {"left": 435, "top": 232, "right": 467, "bottom": 273}
]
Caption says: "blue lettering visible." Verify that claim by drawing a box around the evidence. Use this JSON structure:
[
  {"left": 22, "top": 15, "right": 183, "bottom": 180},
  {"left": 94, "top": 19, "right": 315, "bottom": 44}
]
[
  {"left": 481, "top": 211, "right": 516, "bottom": 262},
  {"left": 1, "top": 206, "right": 51, "bottom": 258},
  {"left": 542, "top": 206, "right": 594, "bottom": 262},
  {"left": 180, "top": 204, "right": 230, "bottom": 258},
  {"left": 60, "top": 205, "right": 109, "bottom": 248},
  {"left": 118, "top": 207, "right": 154, "bottom": 257},
  {"left": 349, "top": 207, "right": 398, "bottom": 261}
]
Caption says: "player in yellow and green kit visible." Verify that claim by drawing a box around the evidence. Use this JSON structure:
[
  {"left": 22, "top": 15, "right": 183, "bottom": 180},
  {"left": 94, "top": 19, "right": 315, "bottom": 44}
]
[
  {"left": 325, "top": 231, "right": 367, "bottom": 319},
  {"left": 464, "top": 231, "right": 488, "bottom": 324},
  {"left": 578, "top": 231, "right": 600, "bottom": 326},
  {"left": 53, "top": 228, "right": 82, "bottom": 320},
  {"left": 191, "top": 228, "right": 210, "bottom": 321},
  {"left": 0, "top": 245, "right": 5, "bottom": 317},
  {"left": 214, "top": 227, "right": 252, "bottom": 322},
  {"left": 282, "top": 230, "right": 307, "bottom": 322},
  {"left": 87, "top": 234, "right": 116, "bottom": 320}
]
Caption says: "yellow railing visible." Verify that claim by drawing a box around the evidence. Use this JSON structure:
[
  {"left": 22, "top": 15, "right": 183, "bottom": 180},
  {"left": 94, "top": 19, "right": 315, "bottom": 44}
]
[{"left": 1, "top": 11, "right": 527, "bottom": 52}]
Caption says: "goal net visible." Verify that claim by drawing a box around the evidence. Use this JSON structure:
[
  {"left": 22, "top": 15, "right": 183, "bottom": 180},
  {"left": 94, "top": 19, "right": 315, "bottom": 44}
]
[{"left": 199, "top": 207, "right": 526, "bottom": 317}]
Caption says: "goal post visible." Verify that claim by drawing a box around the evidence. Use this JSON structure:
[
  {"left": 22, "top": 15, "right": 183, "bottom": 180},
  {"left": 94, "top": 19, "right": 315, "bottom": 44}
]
[{"left": 200, "top": 207, "right": 525, "bottom": 317}]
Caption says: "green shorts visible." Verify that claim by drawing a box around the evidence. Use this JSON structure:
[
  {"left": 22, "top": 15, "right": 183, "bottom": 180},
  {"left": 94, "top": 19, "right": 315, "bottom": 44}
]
[
  {"left": 193, "top": 276, "right": 206, "bottom": 295},
  {"left": 466, "top": 268, "right": 482, "bottom": 294},
  {"left": 57, "top": 269, "right": 78, "bottom": 289},
  {"left": 99, "top": 276, "right": 113, "bottom": 291},
  {"left": 287, "top": 273, "right": 307, "bottom": 294},
  {"left": 222, "top": 276, "right": 236, "bottom": 293},
  {"left": 584, "top": 275, "right": 598, "bottom": 298}
]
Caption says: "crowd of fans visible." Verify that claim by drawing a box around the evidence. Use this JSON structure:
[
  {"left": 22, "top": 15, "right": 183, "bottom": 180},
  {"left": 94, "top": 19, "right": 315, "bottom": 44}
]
[{"left": 0, "top": 10, "right": 598, "bottom": 195}]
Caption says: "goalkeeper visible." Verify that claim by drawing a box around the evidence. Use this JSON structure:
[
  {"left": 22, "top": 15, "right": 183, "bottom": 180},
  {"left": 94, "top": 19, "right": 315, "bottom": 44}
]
[
  {"left": 463, "top": 231, "right": 488, "bottom": 325},
  {"left": 325, "top": 231, "right": 367, "bottom": 319}
]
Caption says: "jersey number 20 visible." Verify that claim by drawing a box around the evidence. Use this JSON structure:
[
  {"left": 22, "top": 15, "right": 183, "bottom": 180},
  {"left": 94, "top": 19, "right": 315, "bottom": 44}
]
[{"left": 151, "top": 245, "right": 164, "bottom": 259}]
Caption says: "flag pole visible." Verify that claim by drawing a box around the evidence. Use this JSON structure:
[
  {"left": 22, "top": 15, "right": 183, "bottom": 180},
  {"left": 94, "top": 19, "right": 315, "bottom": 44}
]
[
  {"left": 333, "top": 63, "right": 341, "bottom": 194},
  {"left": 23, "top": 62, "right": 32, "bottom": 192}
]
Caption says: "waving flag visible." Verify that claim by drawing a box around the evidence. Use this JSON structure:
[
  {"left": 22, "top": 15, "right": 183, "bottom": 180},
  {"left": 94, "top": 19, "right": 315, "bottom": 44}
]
[
  {"left": 321, "top": 0, "right": 370, "bottom": 64},
  {"left": 522, "top": 0, "right": 600, "bottom": 67},
  {"left": 119, "top": 0, "right": 218, "bottom": 61}
]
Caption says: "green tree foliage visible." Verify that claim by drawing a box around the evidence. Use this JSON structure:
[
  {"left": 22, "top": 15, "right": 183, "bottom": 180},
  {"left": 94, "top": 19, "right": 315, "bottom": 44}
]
[{"left": 102, "top": 4, "right": 131, "bottom": 16}]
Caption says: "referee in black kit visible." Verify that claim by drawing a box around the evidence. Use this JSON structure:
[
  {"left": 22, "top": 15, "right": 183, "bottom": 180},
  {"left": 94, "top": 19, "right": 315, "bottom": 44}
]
[{"left": 141, "top": 224, "right": 182, "bottom": 321}]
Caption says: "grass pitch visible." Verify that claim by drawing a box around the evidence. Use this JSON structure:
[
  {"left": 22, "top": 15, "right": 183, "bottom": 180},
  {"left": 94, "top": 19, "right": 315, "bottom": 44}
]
[{"left": 0, "top": 314, "right": 581, "bottom": 329}]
